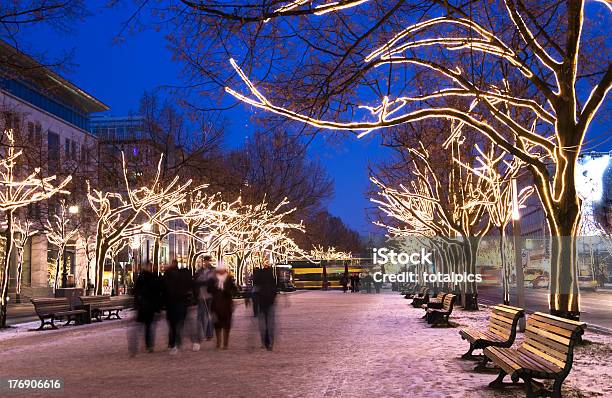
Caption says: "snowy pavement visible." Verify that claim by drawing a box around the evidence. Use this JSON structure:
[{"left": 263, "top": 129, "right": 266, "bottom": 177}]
[{"left": 1, "top": 291, "right": 610, "bottom": 398}]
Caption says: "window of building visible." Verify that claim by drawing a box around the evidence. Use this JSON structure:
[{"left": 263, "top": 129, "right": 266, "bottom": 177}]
[
  {"left": 35, "top": 123, "right": 42, "bottom": 143},
  {"left": 81, "top": 144, "right": 87, "bottom": 163},
  {"left": 71, "top": 140, "right": 77, "bottom": 160},
  {"left": 27, "top": 122, "right": 34, "bottom": 141},
  {"left": 65, "top": 138, "right": 70, "bottom": 159},
  {"left": 48, "top": 131, "right": 60, "bottom": 174}
]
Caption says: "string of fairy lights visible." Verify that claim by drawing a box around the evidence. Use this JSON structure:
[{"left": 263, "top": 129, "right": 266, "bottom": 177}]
[
  {"left": 223, "top": 0, "right": 611, "bottom": 313},
  {"left": 0, "top": 128, "right": 350, "bottom": 308}
]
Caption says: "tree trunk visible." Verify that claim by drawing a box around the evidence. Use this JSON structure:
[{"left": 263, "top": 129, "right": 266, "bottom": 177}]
[
  {"left": 53, "top": 253, "right": 62, "bottom": 293},
  {"left": 153, "top": 237, "right": 160, "bottom": 273},
  {"left": 533, "top": 125, "right": 582, "bottom": 318},
  {"left": 463, "top": 239, "right": 479, "bottom": 310},
  {"left": 499, "top": 227, "right": 510, "bottom": 305},
  {"left": 187, "top": 233, "right": 197, "bottom": 272},
  {"left": 15, "top": 250, "right": 23, "bottom": 304},
  {"left": 0, "top": 210, "right": 15, "bottom": 329},
  {"left": 95, "top": 239, "right": 108, "bottom": 295},
  {"left": 110, "top": 258, "right": 116, "bottom": 296},
  {"left": 549, "top": 214, "right": 581, "bottom": 318}
]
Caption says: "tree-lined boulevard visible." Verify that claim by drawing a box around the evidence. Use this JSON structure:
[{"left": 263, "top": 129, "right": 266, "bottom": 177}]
[
  {"left": 1, "top": 291, "right": 611, "bottom": 398},
  {"left": 0, "top": 1, "right": 610, "bottom": 397}
]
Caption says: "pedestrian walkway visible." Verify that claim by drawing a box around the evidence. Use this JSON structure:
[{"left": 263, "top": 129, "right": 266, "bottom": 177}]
[{"left": 1, "top": 291, "right": 610, "bottom": 397}]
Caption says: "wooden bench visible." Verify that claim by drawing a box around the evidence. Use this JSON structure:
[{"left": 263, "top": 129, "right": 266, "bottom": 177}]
[
  {"left": 484, "top": 312, "right": 586, "bottom": 398},
  {"left": 459, "top": 304, "right": 524, "bottom": 364},
  {"left": 31, "top": 298, "right": 87, "bottom": 330},
  {"left": 411, "top": 287, "right": 429, "bottom": 308},
  {"left": 426, "top": 293, "right": 456, "bottom": 326},
  {"left": 402, "top": 284, "right": 418, "bottom": 298},
  {"left": 78, "top": 295, "right": 125, "bottom": 321},
  {"left": 421, "top": 292, "right": 447, "bottom": 311}
]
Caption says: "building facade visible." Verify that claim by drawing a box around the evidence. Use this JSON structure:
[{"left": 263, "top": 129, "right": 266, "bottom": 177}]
[
  {"left": 90, "top": 115, "right": 190, "bottom": 278},
  {"left": 0, "top": 40, "right": 108, "bottom": 299}
]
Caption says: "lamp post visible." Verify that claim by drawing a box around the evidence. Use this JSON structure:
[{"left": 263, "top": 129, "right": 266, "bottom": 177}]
[
  {"left": 62, "top": 205, "right": 79, "bottom": 288},
  {"left": 322, "top": 260, "right": 328, "bottom": 291},
  {"left": 142, "top": 222, "right": 152, "bottom": 267},
  {"left": 512, "top": 179, "right": 526, "bottom": 332}
]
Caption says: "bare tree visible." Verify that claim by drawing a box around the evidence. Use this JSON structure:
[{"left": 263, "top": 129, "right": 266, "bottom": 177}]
[
  {"left": 45, "top": 199, "right": 79, "bottom": 291},
  {"left": 13, "top": 218, "right": 37, "bottom": 303},
  {"left": 0, "top": 129, "right": 71, "bottom": 328},
  {"left": 87, "top": 153, "right": 193, "bottom": 294},
  {"left": 208, "top": 0, "right": 610, "bottom": 317}
]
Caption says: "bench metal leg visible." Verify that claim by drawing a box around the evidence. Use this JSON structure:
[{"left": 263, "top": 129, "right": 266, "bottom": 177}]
[
  {"left": 524, "top": 377, "right": 561, "bottom": 398},
  {"left": 461, "top": 343, "right": 476, "bottom": 359},
  {"left": 523, "top": 376, "right": 537, "bottom": 398},
  {"left": 104, "top": 310, "right": 121, "bottom": 320},
  {"left": 36, "top": 318, "right": 57, "bottom": 330},
  {"left": 474, "top": 354, "right": 492, "bottom": 371},
  {"left": 489, "top": 370, "right": 507, "bottom": 388},
  {"left": 489, "top": 369, "right": 524, "bottom": 389},
  {"left": 551, "top": 378, "right": 562, "bottom": 398}
]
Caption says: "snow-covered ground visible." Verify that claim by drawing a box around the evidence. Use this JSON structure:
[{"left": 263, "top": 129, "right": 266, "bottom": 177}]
[{"left": 1, "top": 291, "right": 610, "bottom": 398}]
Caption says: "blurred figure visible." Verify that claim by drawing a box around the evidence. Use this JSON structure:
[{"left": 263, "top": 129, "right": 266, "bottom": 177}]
[
  {"left": 364, "top": 274, "right": 373, "bottom": 294},
  {"left": 208, "top": 262, "right": 236, "bottom": 349},
  {"left": 340, "top": 274, "right": 348, "bottom": 293},
  {"left": 162, "top": 259, "right": 192, "bottom": 355},
  {"left": 129, "top": 261, "right": 161, "bottom": 356},
  {"left": 354, "top": 274, "right": 361, "bottom": 292},
  {"left": 253, "top": 263, "right": 277, "bottom": 351},
  {"left": 193, "top": 256, "right": 214, "bottom": 348},
  {"left": 250, "top": 268, "right": 261, "bottom": 317},
  {"left": 374, "top": 278, "right": 382, "bottom": 294}
]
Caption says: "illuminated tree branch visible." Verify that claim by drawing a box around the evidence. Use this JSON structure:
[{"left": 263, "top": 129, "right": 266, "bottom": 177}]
[{"left": 0, "top": 129, "right": 71, "bottom": 328}]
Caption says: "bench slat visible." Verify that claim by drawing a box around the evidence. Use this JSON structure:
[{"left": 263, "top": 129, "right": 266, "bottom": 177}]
[
  {"left": 527, "top": 323, "right": 571, "bottom": 346},
  {"left": 525, "top": 330, "right": 569, "bottom": 354},
  {"left": 520, "top": 343, "right": 566, "bottom": 369},
  {"left": 530, "top": 312, "right": 586, "bottom": 331},
  {"left": 528, "top": 317, "right": 575, "bottom": 338}
]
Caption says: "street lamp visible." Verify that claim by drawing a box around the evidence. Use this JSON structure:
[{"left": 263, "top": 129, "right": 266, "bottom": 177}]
[
  {"left": 142, "top": 222, "right": 152, "bottom": 264},
  {"left": 512, "top": 178, "right": 526, "bottom": 332},
  {"left": 61, "top": 204, "right": 80, "bottom": 289}
]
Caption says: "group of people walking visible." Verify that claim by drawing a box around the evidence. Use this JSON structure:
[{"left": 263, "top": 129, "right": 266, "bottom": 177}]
[
  {"left": 340, "top": 273, "right": 382, "bottom": 294},
  {"left": 129, "top": 256, "right": 278, "bottom": 356},
  {"left": 340, "top": 273, "right": 361, "bottom": 293}
]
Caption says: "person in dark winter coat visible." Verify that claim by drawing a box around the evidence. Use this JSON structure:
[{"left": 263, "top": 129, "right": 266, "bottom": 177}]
[
  {"left": 193, "top": 256, "right": 214, "bottom": 347},
  {"left": 340, "top": 274, "right": 348, "bottom": 293},
  {"left": 162, "top": 259, "right": 192, "bottom": 355},
  {"left": 253, "top": 264, "right": 277, "bottom": 350},
  {"left": 250, "top": 268, "right": 261, "bottom": 317},
  {"left": 130, "top": 262, "right": 161, "bottom": 355},
  {"left": 207, "top": 263, "right": 236, "bottom": 349}
]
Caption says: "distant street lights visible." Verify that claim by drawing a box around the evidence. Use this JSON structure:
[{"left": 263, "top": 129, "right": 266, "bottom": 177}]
[{"left": 62, "top": 204, "right": 80, "bottom": 289}]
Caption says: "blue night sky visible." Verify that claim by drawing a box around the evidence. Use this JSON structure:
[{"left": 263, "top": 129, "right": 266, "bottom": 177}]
[
  {"left": 15, "top": 2, "right": 389, "bottom": 235},
  {"left": 13, "top": 1, "right": 609, "bottom": 236}
]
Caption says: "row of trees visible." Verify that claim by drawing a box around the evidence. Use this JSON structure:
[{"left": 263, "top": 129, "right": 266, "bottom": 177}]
[
  {"left": 164, "top": 0, "right": 610, "bottom": 317},
  {"left": 0, "top": 126, "right": 350, "bottom": 328},
  {"left": 370, "top": 121, "right": 533, "bottom": 308}
]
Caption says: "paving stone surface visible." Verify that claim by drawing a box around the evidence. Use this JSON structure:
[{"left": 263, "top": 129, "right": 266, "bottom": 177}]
[{"left": 1, "top": 290, "right": 610, "bottom": 397}]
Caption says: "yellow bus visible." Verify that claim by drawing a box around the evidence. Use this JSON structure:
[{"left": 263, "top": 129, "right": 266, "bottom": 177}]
[{"left": 289, "top": 259, "right": 372, "bottom": 289}]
